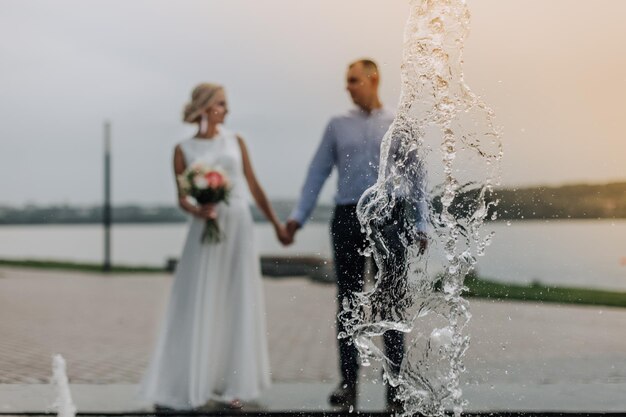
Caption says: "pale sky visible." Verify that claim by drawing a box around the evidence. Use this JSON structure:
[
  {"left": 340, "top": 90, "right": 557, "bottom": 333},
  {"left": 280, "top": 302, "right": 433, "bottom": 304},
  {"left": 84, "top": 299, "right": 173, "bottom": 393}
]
[{"left": 1, "top": 0, "right": 625, "bottom": 205}]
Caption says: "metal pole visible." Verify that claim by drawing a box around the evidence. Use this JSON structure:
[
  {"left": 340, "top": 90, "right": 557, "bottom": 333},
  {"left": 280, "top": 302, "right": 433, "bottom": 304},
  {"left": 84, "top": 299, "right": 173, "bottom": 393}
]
[{"left": 103, "top": 121, "right": 112, "bottom": 272}]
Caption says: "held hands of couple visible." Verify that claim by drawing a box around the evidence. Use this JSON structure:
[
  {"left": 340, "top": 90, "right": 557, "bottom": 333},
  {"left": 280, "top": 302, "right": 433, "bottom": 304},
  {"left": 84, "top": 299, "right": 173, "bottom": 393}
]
[
  {"left": 274, "top": 222, "right": 294, "bottom": 246},
  {"left": 285, "top": 220, "right": 300, "bottom": 245},
  {"left": 274, "top": 219, "right": 300, "bottom": 246}
]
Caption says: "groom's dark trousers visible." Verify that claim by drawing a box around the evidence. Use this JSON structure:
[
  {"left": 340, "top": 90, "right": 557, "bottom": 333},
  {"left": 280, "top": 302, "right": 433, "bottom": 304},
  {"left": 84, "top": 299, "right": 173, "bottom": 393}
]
[{"left": 331, "top": 204, "right": 405, "bottom": 387}]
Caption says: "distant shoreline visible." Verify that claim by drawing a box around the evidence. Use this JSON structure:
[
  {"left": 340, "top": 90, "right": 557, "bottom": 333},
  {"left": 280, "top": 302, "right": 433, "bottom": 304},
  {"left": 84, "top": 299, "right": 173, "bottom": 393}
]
[
  {"left": 1, "top": 182, "right": 625, "bottom": 224},
  {"left": 1, "top": 217, "right": 624, "bottom": 227}
]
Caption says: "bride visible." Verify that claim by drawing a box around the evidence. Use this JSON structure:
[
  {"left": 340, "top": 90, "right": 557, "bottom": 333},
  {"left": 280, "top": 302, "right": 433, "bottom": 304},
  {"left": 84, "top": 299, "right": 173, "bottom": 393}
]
[{"left": 139, "top": 83, "right": 290, "bottom": 409}]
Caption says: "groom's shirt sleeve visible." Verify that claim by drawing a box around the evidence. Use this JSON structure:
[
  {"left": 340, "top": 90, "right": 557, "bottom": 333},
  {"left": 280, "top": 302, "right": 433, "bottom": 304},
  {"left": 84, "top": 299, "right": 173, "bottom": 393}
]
[{"left": 290, "top": 120, "right": 336, "bottom": 226}]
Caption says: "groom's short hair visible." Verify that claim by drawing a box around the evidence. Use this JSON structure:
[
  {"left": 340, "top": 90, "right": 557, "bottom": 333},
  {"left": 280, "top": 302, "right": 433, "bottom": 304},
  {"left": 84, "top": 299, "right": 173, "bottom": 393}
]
[{"left": 349, "top": 58, "right": 379, "bottom": 78}]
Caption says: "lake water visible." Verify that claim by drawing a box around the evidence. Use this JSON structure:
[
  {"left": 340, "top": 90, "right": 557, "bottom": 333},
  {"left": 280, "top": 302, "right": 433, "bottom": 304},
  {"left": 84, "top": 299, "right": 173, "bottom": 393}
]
[{"left": 0, "top": 220, "right": 625, "bottom": 291}]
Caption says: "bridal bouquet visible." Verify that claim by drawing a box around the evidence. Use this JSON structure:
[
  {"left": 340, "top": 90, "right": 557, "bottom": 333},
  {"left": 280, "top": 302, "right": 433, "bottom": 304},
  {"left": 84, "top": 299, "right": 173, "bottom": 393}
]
[{"left": 178, "top": 163, "right": 231, "bottom": 244}]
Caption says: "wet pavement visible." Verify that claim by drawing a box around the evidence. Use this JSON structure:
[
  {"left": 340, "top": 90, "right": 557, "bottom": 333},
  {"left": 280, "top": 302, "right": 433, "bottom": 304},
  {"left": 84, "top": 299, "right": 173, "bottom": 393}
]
[{"left": 0, "top": 267, "right": 625, "bottom": 413}]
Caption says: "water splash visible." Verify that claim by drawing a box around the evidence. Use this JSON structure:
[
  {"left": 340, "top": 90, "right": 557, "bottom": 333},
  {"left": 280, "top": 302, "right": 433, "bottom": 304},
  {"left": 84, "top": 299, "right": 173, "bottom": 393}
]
[
  {"left": 50, "top": 355, "right": 76, "bottom": 417},
  {"left": 339, "top": 1, "right": 502, "bottom": 416}
]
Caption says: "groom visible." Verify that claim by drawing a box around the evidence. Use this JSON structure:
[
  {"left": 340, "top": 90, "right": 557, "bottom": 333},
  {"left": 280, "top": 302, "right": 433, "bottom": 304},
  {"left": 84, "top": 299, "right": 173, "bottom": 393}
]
[{"left": 286, "top": 59, "right": 426, "bottom": 410}]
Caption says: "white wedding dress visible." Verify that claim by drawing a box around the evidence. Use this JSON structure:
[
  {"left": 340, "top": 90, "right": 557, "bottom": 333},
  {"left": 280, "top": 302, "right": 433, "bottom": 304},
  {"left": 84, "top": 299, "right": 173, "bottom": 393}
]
[{"left": 139, "top": 128, "right": 271, "bottom": 409}]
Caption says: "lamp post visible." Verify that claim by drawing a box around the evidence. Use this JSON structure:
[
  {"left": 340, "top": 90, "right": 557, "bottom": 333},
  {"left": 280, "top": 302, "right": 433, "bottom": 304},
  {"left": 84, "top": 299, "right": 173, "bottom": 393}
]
[{"left": 103, "top": 121, "right": 112, "bottom": 272}]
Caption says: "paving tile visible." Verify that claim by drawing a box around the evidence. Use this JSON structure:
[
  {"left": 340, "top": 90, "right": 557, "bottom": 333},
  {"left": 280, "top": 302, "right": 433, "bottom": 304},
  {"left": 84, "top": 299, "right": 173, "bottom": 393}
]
[{"left": 0, "top": 267, "right": 625, "bottom": 390}]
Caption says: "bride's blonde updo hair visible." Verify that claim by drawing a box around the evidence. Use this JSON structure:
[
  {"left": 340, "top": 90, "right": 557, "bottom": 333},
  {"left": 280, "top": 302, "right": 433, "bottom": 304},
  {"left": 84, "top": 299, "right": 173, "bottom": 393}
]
[{"left": 183, "top": 83, "right": 224, "bottom": 123}]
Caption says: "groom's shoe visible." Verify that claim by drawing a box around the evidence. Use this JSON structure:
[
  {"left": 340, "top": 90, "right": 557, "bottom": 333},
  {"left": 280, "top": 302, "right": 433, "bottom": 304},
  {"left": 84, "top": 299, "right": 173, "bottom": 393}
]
[{"left": 328, "top": 380, "right": 357, "bottom": 409}]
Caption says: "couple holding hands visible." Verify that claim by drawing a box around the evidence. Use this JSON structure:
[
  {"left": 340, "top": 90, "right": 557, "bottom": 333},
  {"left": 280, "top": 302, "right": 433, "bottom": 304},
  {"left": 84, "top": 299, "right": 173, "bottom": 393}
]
[{"left": 139, "top": 58, "right": 427, "bottom": 412}]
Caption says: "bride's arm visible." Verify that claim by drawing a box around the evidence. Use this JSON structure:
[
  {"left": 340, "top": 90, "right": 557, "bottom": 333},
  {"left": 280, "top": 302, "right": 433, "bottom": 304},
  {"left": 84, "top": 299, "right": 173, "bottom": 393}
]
[
  {"left": 173, "top": 145, "right": 214, "bottom": 219},
  {"left": 237, "top": 136, "right": 291, "bottom": 244}
]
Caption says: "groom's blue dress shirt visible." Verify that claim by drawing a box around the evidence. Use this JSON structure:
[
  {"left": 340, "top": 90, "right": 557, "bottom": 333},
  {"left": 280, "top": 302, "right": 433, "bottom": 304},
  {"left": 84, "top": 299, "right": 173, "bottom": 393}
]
[{"left": 290, "top": 107, "right": 395, "bottom": 226}]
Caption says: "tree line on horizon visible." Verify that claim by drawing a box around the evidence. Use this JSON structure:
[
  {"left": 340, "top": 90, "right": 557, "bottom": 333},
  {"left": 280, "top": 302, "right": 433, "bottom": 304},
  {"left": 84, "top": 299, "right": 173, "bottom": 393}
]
[
  {"left": 491, "top": 182, "right": 626, "bottom": 220},
  {"left": 0, "top": 182, "right": 624, "bottom": 225}
]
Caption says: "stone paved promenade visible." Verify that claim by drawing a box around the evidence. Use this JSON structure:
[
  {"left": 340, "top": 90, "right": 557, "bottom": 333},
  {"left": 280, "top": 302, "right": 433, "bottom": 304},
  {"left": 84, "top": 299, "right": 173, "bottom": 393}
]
[{"left": 0, "top": 267, "right": 625, "bottom": 412}]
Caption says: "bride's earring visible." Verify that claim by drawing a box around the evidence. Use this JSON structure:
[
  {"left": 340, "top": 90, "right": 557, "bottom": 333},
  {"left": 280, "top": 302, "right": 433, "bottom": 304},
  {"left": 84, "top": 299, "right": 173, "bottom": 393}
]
[{"left": 200, "top": 113, "right": 208, "bottom": 135}]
